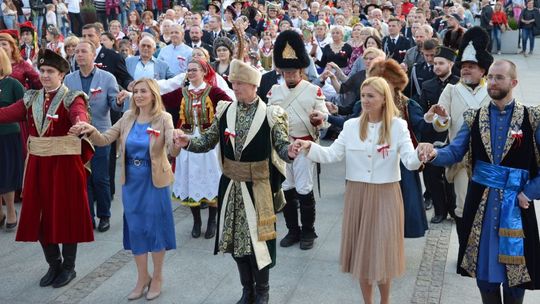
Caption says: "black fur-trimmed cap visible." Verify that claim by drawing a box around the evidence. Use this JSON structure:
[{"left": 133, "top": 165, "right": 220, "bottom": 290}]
[
  {"left": 273, "top": 30, "right": 310, "bottom": 70},
  {"left": 435, "top": 46, "right": 456, "bottom": 62},
  {"left": 37, "top": 49, "right": 70, "bottom": 73},
  {"left": 455, "top": 26, "right": 493, "bottom": 73}
]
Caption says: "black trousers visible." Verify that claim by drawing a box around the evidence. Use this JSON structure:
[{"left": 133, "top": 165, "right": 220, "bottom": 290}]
[
  {"left": 68, "top": 12, "right": 83, "bottom": 37},
  {"left": 422, "top": 164, "right": 455, "bottom": 218}
]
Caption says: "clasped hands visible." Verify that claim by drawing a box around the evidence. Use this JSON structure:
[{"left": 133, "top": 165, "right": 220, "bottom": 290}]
[
  {"left": 172, "top": 129, "right": 190, "bottom": 149},
  {"left": 288, "top": 139, "right": 311, "bottom": 159},
  {"left": 416, "top": 143, "right": 437, "bottom": 163}
]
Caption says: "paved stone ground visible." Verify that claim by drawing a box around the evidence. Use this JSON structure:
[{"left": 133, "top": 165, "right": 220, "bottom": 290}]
[{"left": 0, "top": 46, "right": 539, "bottom": 304}]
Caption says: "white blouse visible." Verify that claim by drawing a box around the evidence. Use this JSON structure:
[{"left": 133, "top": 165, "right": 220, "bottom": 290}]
[{"left": 307, "top": 117, "right": 422, "bottom": 184}]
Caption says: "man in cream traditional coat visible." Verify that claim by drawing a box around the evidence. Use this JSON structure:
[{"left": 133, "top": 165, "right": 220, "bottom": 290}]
[
  {"left": 424, "top": 27, "right": 494, "bottom": 249},
  {"left": 267, "top": 30, "right": 330, "bottom": 250}
]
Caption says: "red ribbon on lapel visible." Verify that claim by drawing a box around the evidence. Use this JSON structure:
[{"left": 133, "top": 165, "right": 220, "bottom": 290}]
[
  {"left": 377, "top": 144, "right": 390, "bottom": 159},
  {"left": 224, "top": 128, "right": 236, "bottom": 143}
]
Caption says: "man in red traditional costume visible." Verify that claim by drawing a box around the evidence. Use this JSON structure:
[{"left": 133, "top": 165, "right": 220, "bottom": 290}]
[{"left": 0, "top": 49, "right": 94, "bottom": 288}]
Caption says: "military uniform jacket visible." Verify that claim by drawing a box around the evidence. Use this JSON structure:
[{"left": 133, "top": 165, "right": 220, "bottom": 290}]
[
  {"left": 267, "top": 80, "right": 329, "bottom": 140},
  {"left": 435, "top": 81, "right": 490, "bottom": 141}
]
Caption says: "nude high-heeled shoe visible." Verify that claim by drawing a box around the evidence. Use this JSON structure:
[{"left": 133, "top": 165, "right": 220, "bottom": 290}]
[{"left": 127, "top": 278, "right": 151, "bottom": 301}]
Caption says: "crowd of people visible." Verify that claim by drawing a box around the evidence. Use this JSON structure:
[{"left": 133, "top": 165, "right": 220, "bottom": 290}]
[{"left": 0, "top": 0, "right": 540, "bottom": 303}]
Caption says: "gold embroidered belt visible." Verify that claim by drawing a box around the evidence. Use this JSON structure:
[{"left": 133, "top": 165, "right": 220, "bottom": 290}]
[
  {"left": 27, "top": 135, "right": 81, "bottom": 156},
  {"left": 222, "top": 158, "right": 277, "bottom": 241}
]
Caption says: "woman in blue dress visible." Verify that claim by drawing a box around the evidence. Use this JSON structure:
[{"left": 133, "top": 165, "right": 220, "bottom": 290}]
[{"left": 70, "top": 78, "right": 180, "bottom": 301}]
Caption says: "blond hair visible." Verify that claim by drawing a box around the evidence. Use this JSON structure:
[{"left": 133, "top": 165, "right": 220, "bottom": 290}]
[
  {"left": 359, "top": 77, "right": 400, "bottom": 145},
  {"left": 0, "top": 48, "right": 12, "bottom": 77},
  {"left": 129, "top": 78, "right": 165, "bottom": 118},
  {"left": 362, "top": 47, "right": 385, "bottom": 59}
]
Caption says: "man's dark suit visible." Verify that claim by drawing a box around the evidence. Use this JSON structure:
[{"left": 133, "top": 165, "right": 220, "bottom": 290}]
[
  {"left": 418, "top": 74, "right": 460, "bottom": 222},
  {"left": 401, "top": 26, "right": 414, "bottom": 41},
  {"left": 94, "top": 47, "right": 133, "bottom": 90},
  {"left": 203, "top": 30, "right": 228, "bottom": 45},
  {"left": 184, "top": 29, "right": 213, "bottom": 45},
  {"left": 187, "top": 41, "right": 215, "bottom": 61},
  {"left": 257, "top": 70, "right": 279, "bottom": 104},
  {"left": 382, "top": 35, "right": 412, "bottom": 63}
]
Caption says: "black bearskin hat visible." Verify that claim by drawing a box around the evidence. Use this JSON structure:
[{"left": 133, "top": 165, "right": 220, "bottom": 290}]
[
  {"left": 273, "top": 30, "right": 310, "bottom": 70},
  {"left": 455, "top": 26, "right": 493, "bottom": 74}
]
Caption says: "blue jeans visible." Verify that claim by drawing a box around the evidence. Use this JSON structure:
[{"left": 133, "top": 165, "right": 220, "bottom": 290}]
[
  {"left": 3, "top": 15, "right": 15, "bottom": 29},
  {"left": 87, "top": 145, "right": 112, "bottom": 220},
  {"left": 32, "top": 13, "right": 44, "bottom": 39},
  {"left": 522, "top": 28, "right": 535, "bottom": 52},
  {"left": 477, "top": 279, "right": 525, "bottom": 299},
  {"left": 491, "top": 26, "right": 502, "bottom": 51},
  {"left": 60, "top": 16, "right": 70, "bottom": 37}
]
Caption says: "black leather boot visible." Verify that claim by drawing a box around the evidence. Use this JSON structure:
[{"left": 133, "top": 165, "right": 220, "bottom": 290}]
[
  {"left": 253, "top": 264, "right": 269, "bottom": 304},
  {"left": 480, "top": 291, "right": 502, "bottom": 304},
  {"left": 280, "top": 189, "right": 301, "bottom": 247},
  {"left": 53, "top": 244, "right": 77, "bottom": 288},
  {"left": 298, "top": 191, "right": 317, "bottom": 250},
  {"left": 39, "top": 243, "right": 62, "bottom": 287},
  {"left": 205, "top": 206, "right": 217, "bottom": 239},
  {"left": 503, "top": 291, "right": 524, "bottom": 304},
  {"left": 191, "top": 207, "right": 202, "bottom": 238},
  {"left": 234, "top": 257, "right": 255, "bottom": 304}
]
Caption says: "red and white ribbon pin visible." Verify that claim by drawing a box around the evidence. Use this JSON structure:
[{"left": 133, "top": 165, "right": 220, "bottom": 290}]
[
  {"left": 90, "top": 87, "right": 102, "bottom": 96},
  {"left": 46, "top": 114, "right": 59, "bottom": 121},
  {"left": 146, "top": 127, "right": 161, "bottom": 137}
]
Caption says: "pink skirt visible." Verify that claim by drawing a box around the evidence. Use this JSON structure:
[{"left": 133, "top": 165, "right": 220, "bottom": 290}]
[{"left": 340, "top": 181, "right": 405, "bottom": 284}]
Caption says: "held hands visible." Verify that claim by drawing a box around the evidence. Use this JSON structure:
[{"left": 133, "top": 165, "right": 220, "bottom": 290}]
[
  {"left": 416, "top": 143, "right": 437, "bottom": 162},
  {"left": 310, "top": 110, "right": 326, "bottom": 123},
  {"left": 172, "top": 129, "right": 190, "bottom": 149},
  {"left": 518, "top": 192, "right": 531, "bottom": 209},
  {"left": 288, "top": 139, "right": 311, "bottom": 159},
  {"left": 68, "top": 117, "right": 95, "bottom": 136}
]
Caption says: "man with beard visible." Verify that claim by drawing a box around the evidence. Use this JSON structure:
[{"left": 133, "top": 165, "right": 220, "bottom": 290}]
[
  {"left": 424, "top": 26, "right": 493, "bottom": 253},
  {"left": 267, "top": 30, "right": 329, "bottom": 250},
  {"left": 418, "top": 59, "right": 540, "bottom": 303},
  {"left": 418, "top": 46, "right": 460, "bottom": 224}
]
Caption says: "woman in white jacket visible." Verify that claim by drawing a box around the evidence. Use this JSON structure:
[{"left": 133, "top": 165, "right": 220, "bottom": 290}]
[{"left": 292, "top": 76, "right": 422, "bottom": 304}]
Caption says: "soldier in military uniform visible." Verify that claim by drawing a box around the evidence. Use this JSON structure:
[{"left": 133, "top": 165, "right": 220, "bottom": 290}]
[
  {"left": 419, "top": 46, "right": 460, "bottom": 224},
  {"left": 267, "top": 30, "right": 330, "bottom": 250},
  {"left": 424, "top": 27, "right": 493, "bottom": 248},
  {"left": 406, "top": 39, "right": 438, "bottom": 101},
  {"left": 0, "top": 49, "right": 94, "bottom": 288}
]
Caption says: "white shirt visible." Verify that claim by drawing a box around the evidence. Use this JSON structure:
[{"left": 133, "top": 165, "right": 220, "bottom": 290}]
[
  {"left": 307, "top": 117, "right": 422, "bottom": 183},
  {"left": 134, "top": 57, "right": 156, "bottom": 80},
  {"left": 67, "top": 0, "right": 80, "bottom": 13}
]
